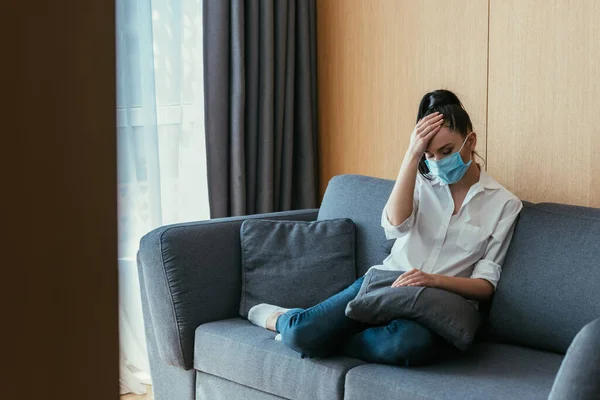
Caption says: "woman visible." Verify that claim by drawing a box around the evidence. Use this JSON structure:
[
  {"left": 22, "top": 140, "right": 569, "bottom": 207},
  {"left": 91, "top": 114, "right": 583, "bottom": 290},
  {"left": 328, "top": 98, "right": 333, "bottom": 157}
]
[{"left": 248, "top": 90, "right": 523, "bottom": 367}]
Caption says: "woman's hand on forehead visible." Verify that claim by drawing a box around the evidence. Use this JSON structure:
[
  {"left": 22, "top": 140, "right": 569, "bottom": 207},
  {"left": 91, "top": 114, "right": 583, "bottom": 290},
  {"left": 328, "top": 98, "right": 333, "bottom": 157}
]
[{"left": 408, "top": 112, "right": 444, "bottom": 159}]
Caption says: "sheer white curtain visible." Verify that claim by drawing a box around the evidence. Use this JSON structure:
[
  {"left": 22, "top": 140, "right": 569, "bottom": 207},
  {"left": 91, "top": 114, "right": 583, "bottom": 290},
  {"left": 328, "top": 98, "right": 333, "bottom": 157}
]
[{"left": 116, "top": 0, "right": 209, "bottom": 394}]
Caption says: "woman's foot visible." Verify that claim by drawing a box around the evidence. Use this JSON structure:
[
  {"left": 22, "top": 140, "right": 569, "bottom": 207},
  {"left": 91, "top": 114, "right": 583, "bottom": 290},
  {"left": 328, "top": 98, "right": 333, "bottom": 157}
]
[
  {"left": 248, "top": 304, "right": 290, "bottom": 331},
  {"left": 266, "top": 311, "right": 285, "bottom": 331}
]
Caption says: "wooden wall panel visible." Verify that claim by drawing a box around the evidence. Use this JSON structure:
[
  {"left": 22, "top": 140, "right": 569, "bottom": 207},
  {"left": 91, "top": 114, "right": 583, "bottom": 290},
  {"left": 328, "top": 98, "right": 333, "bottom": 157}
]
[
  {"left": 317, "top": 0, "right": 489, "bottom": 199},
  {"left": 487, "top": 0, "right": 600, "bottom": 207}
]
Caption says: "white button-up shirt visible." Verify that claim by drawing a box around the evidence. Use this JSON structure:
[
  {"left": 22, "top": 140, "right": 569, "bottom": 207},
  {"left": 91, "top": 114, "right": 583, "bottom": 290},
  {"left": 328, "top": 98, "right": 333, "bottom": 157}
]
[{"left": 372, "top": 169, "right": 523, "bottom": 310}]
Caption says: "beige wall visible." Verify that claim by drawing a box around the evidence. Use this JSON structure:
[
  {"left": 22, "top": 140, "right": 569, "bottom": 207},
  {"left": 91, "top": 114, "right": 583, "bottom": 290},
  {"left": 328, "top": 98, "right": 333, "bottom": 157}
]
[
  {"left": 2, "top": 0, "right": 118, "bottom": 398},
  {"left": 487, "top": 0, "right": 600, "bottom": 206},
  {"left": 317, "top": 0, "right": 600, "bottom": 208}
]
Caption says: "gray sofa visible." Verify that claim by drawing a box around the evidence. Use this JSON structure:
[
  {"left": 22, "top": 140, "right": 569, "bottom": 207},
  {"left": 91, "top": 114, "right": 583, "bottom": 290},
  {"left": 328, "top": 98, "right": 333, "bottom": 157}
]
[{"left": 137, "top": 174, "right": 600, "bottom": 400}]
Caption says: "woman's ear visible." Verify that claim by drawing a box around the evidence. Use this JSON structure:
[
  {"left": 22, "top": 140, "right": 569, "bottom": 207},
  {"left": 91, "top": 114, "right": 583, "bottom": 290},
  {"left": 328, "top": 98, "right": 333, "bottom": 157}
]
[{"left": 468, "top": 132, "right": 477, "bottom": 151}]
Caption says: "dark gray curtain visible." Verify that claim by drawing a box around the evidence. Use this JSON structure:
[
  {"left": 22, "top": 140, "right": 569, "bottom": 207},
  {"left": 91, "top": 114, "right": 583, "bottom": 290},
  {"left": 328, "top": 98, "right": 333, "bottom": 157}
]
[{"left": 203, "top": 0, "right": 319, "bottom": 218}]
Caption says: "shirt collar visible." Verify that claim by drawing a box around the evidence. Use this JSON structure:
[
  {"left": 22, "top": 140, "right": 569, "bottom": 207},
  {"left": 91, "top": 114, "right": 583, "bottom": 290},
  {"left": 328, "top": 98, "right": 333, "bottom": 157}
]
[
  {"left": 431, "top": 169, "right": 501, "bottom": 190},
  {"left": 478, "top": 170, "right": 502, "bottom": 190}
]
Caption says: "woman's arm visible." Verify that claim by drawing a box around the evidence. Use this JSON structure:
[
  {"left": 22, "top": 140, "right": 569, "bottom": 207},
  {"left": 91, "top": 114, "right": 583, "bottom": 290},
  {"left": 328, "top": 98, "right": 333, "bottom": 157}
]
[
  {"left": 385, "top": 152, "right": 421, "bottom": 226},
  {"left": 392, "top": 269, "right": 494, "bottom": 302},
  {"left": 469, "top": 199, "right": 523, "bottom": 290},
  {"left": 385, "top": 113, "right": 443, "bottom": 226},
  {"left": 433, "top": 275, "right": 494, "bottom": 302}
]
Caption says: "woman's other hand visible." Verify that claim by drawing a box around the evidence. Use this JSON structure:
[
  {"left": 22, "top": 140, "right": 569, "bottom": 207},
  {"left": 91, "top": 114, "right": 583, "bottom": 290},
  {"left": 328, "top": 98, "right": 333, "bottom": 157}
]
[
  {"left": 407, "top": 112, "right": 444, "bottom": 159},
  {"left": 392, "top": 268, "right": 440, "bottom": 288}
]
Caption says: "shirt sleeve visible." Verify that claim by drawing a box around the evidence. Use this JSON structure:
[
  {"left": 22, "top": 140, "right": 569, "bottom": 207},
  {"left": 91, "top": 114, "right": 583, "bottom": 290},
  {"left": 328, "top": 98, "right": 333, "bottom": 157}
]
[
  {"left": 381, "top": 177, "right": 420, "bottom": 240},
  {"left": 470, "top": 197, "right": 523, "bottom": 291}
]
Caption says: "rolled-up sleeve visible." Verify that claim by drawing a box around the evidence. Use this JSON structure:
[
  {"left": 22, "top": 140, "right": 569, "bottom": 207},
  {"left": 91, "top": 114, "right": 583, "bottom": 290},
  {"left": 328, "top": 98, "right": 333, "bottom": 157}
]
[
  {"left": 470, "top": 198, "right": 523, "bottom": 290},
  {"left": 381, "top": 180, "right": 420, "bottom": 240},
  {"left": 381, "top": 199, "right": 418, "bottom": 240}
]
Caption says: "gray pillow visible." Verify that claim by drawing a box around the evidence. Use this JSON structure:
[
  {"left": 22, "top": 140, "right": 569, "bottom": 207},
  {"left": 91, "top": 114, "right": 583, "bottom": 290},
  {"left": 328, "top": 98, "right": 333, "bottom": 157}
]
[
  {"left": 345, "top": 268, "right": 482, "bottom": 351},
  {"left": 239, "top": 218, "right": 357, "bottom": 318}
]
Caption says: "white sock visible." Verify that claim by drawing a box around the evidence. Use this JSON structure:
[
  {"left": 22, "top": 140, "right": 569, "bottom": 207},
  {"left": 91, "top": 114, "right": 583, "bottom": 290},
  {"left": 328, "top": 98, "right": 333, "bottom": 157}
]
[
  {"left": 247, "top": 304, "right": 291, "bottom": 329},
  {"left": 274, "top": 334, "right": 282, "bottom": 342}
]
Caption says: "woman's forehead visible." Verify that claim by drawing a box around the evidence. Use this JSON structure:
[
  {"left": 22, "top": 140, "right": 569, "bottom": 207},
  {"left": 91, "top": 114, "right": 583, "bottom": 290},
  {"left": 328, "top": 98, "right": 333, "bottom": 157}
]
[{"left": 426, "top": 127, "right": 461, "bottom": 151}]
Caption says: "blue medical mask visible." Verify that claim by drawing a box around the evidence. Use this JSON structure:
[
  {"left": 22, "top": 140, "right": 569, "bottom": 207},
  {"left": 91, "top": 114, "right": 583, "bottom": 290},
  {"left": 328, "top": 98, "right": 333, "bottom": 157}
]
[{"left": 425, "top": 133, "right": 472, "bottom": 185}]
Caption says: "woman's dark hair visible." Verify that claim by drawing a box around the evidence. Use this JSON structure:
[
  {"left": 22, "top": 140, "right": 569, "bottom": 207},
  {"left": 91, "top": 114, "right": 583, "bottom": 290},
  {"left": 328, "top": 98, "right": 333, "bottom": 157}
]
[{"left": 415, "top": 89, "right": 481, "bottom": 179}]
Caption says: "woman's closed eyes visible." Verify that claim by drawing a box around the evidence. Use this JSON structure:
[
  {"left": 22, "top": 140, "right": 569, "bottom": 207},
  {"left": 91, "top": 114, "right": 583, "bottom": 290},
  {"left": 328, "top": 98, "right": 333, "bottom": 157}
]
[{"left": 425, "top": 148, "right": 453, "bottom": 159}]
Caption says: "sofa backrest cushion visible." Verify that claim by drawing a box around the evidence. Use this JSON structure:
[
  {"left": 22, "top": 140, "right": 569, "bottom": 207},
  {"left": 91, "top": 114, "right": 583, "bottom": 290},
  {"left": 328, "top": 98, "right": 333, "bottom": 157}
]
[
  {"left": 318, "top": 175, "right": 394, "bottom": 276},
  {"left": 485, "top": 202, "right": 600, "bottom": 353}
]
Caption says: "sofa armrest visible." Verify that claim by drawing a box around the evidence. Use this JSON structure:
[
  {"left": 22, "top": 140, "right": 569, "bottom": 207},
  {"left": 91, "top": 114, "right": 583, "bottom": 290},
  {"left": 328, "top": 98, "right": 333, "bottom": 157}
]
[
  {"left": 137, "top": 208, "right": 319, "bottom": 370},
  {"left": 548, "top": 317, "right": 600, "bottom": 400}
]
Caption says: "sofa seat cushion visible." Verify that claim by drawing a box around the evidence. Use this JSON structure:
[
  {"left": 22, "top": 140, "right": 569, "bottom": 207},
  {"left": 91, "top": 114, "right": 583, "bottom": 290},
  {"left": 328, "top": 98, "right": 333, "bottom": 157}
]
[
  {"left": 344, "top": 342, "right": 563, "bottom": 400},
  {"left": 194, "top": 318, "right": 365, "bottom": 400}
]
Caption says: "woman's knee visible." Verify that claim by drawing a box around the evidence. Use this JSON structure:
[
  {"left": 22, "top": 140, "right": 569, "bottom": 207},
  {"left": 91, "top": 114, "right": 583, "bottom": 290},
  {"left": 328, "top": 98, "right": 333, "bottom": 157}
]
[
  {"left": 279, "top": 315, "right": 324, "bottom": 356},
  {"left": 347, "top": 320, "right": 437, "bottom": 367},
  {"left": 388, "top": 320, "right": 437, "bottom": 366},
  {"left": 283, "top": 324, "right": 332, "bottom": 358}
]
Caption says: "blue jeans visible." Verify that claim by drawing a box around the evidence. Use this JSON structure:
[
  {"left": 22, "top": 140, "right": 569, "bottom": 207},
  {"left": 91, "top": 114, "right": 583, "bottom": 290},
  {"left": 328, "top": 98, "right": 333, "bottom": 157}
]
[{"left": 275, "top": 275, "right": 454, "bottom": 366}]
